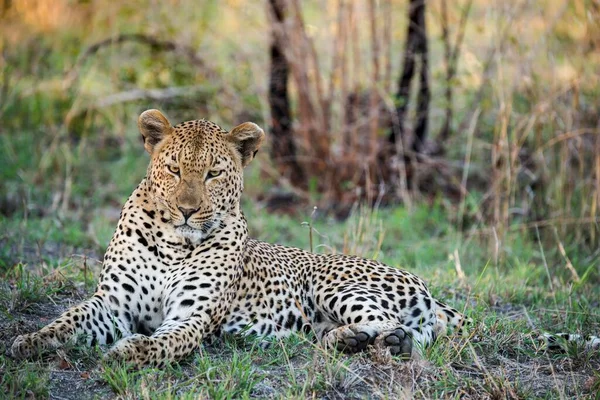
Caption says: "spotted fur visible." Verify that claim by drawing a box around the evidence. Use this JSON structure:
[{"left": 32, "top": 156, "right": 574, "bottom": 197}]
[{"left": 12, "top": 110, "right": 589, "bottom": 368}]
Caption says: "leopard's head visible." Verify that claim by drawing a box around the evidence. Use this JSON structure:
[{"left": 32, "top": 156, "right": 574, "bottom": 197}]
[{"left": 138, "top": 109, "right": 264, "bottom": 243}]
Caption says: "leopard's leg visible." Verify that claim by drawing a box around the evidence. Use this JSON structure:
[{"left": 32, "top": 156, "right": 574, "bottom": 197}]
[
  {"left": 104, "top": 316, "right": 207, "bottom": 367},
  {"left": 319, "top": 321, "right": 414, "bottom": 357},
  {"left": 314, "top": 283, "right": 437, "bottom": 358},
  {"left": 103, "top": 273, "right": 235, "bottom": 368},
  {"left": 11, "top": 292, "right": 131, "bottom": 359}
]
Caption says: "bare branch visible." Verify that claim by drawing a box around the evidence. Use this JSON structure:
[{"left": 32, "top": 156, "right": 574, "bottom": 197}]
[
  {"left": 75, "top": 85, "right": 209, "bottom": 112},
  {"left": 368, "top": 0, "right": 381, "bottom": 160},
  {"left": 66, "top": 33, "right": 212, "bottom": 84},
  {"left": 439, "top": 0, "right": 473, "bottom": 142}
]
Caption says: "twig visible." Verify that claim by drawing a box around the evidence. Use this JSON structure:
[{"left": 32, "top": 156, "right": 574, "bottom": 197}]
[
  {"left": 368, "top": 0, "right": 381, "bottom": 161},
  {"left": 439, "top": 0, "right": 473, "bottom": 142},
  {"left": 290, "top": 0, "right": 328, "bottom": 131},
  {"left": 456, "top": 0, "right": 528, "bottom": 134},
  {"left": 379, "top": 89, "right": 412, "bottom": 209},
  {"left": 66, "top": 33, "right": 210, "bottom": 84},
  {"left": 327, "top": 0, "right": 346, "bottom": 106},
  {"left": 552, "top": 228, "right": 580, "bottom": 282},
  {"left": 521, "top": 306, "right": 537, "bottom": 330},
  {"left": 595, "top": 118, "right": 600, "bottom": 244},
  {"left": 66, "top": 85, "right": 210, "bottom": 122},
  {"left": 382, "top": 0, "right": 393, "bottom": 93},
  {"left": 535, "top": 226, "right": 554, "bottom": 292},
  {"left": 452, "top": 249, "right": 466, "bottom": 281},
  {"left": 457, "top": 107, "right": 480, "bottom": 232},
  {"left": 348, "top": 2, "right": 360, "bottom": 153}
]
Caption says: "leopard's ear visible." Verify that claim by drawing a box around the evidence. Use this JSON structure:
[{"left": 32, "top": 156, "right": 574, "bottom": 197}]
[
  {"left": 138, "top": 109, "right": 173, "bottom": 154},
  {"left": 227, "top": 122, "right": 265, "bottom": 167}
]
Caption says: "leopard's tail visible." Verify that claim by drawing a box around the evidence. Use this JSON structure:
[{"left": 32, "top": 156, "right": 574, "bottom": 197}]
[
  {"left": 433, "top": 299, "right": 471, "bottom": 338},
  {"left": 540, "top": 333, "right": 600, "bottom": 351},
  {"left": 433, "top": 299, "right": 600, "bottom": 352}
]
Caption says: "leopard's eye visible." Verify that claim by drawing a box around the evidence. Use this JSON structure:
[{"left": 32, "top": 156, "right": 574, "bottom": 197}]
[
  {"left": 206, "top": 170, "right": 222, "bottom": 180},
  {"left": 167, "top": 165, "right": 180, "bottom": 176}
]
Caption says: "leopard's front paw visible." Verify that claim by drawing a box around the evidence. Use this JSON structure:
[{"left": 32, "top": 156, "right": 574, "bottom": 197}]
[
  {"left": 105, "top": 334, "right": 156, "bottom": 368},
  {"left": 11, "top": 334, "right": 41, "bottom": 359}
]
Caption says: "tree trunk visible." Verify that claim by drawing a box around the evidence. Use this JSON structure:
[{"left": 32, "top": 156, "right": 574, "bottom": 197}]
[
  {"left": 267, "top": 0, "right": 305, "bottom": 187},
  {"left": 391, "top": 0, "right": 429, "bottom": 154},
  {"left": 412, "top": 0, "right": 429, "bottom": 153}
]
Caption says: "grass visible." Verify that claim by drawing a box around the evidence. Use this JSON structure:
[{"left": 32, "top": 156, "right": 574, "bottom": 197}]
[
  {"left": 1, "top": 197, "right": 599, "bottom": 398},
  {"left": 0, "top": 358, "right": 50, "bottom": 399},
  {"left": 1, "top": 131, "right": 599, "bottom": 397}
]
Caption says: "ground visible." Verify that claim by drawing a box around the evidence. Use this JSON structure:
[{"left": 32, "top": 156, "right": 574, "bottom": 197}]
[{"left": 1, "top": 204, "right": 599, "bottom": 399}]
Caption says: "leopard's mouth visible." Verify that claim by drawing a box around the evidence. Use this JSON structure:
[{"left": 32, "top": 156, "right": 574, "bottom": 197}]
[
  {"left": 174, "top": 220, "right": 218, "bottom": 244},
  {"left": 174, "top": 219, "right": 215, "bottom": 231}
]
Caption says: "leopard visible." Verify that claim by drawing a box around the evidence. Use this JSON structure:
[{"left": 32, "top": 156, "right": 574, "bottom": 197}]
[{"left": 11, "top": 110, "right": 599, "bottom": 367}]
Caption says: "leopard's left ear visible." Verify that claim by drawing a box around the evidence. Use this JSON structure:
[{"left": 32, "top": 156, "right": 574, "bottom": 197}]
[
  {"left": 138, "top": 109, "right": 173, "bottom": 154},
  {"left": 227, "top": 122, "right": 265, "bottom": 167}
]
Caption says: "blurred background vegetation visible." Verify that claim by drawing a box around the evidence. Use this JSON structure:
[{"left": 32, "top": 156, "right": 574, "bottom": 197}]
[{"left": 0, "top": 0, "right": 599, "bottom": 289}]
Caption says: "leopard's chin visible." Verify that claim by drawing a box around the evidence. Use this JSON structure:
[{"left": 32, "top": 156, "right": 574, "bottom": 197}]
[
  {"left": 175, "top": 220, "right": 218, "bottom": 245},
  {"left": 175, "top": 225, "right": 207, "bottom": 245}
]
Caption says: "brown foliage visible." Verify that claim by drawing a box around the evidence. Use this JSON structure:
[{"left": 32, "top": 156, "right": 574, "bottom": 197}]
[{"left": 267, "top": 0, "right": 423, "bottom": 213}]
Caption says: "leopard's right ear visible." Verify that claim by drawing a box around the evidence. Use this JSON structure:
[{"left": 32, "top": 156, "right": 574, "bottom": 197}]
[{"left": 138, "top": 109, "right": 173, "bottom": 154}]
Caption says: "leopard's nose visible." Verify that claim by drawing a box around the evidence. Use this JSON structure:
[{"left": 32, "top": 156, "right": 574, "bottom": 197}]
[{"left": 178, "top": 206, "right": 200, "bottom": 221}]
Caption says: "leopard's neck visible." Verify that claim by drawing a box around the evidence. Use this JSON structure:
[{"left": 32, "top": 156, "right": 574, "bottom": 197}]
[{"left": 111, "top": 178, "right": 248, "bottom": 265}]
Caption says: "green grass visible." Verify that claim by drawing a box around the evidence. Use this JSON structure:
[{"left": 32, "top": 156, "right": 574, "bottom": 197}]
[
  {"left": 0, "top": 358, "right": 50, "bottom": 399},
  {"left": 1, "top": 128, "right": 599, "bottom": 398},
  {"left": 1, "top": 196, "right": 599, "bottom": 398},
  {"left": 1, "top": 134, "right": 599, "bottom": 398}
]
